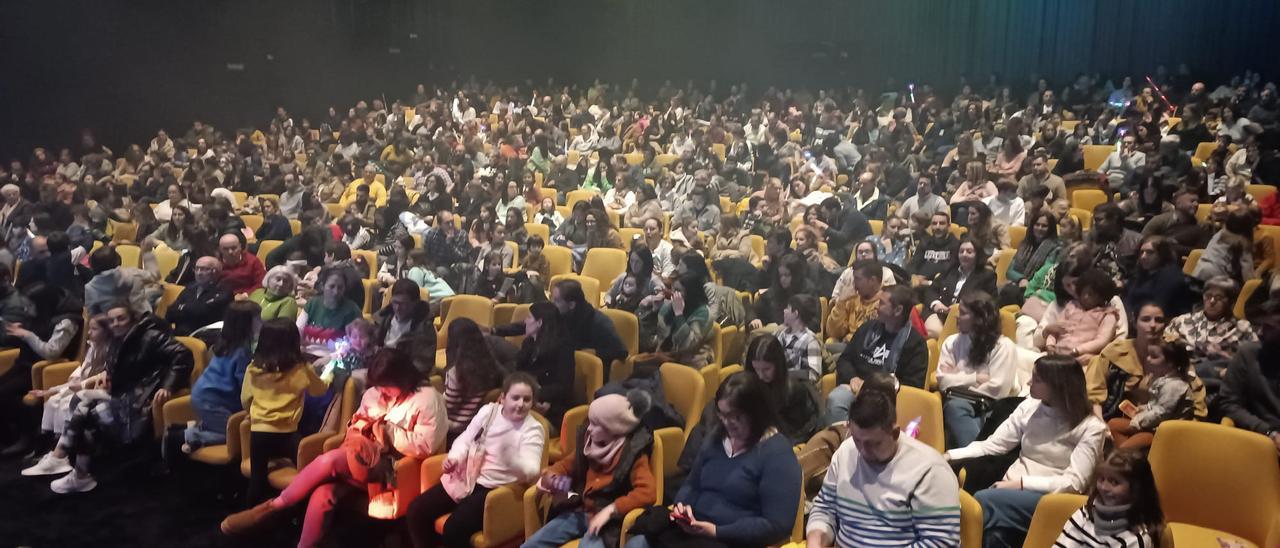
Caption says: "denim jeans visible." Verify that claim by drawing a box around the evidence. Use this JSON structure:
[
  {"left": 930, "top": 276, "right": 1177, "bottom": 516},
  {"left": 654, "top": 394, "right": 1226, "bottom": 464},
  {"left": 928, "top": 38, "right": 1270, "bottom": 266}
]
[
  {"left": 825, "top": 385, "right": 855, "bottom": 425},
  {"left": 522, "top": 511, "right": 607, "bottom": 548},
  {"left": 943, "top": 396, "right": 989, "bottom": 449},
  {"left": 975, "top": 487, "right": 1044, "bottom": 547}
]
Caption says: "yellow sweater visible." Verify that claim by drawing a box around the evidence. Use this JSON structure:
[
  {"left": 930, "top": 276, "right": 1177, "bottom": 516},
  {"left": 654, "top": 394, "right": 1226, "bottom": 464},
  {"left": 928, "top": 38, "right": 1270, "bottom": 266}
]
[
  {"left": 338, "top": 177, "right": 388, "bottom": 208},
  {"left": 241, "top": 361, "right": 330, "bottom": 433},
  {"left": 825, "top": 292, "right": 880, "bottom": 343}
]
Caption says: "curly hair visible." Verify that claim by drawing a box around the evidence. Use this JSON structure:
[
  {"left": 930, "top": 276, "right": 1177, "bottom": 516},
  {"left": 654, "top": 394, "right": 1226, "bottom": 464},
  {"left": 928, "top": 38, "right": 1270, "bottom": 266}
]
[{"left": 960, "top": 291, "right": 1001, "bottom": 366}]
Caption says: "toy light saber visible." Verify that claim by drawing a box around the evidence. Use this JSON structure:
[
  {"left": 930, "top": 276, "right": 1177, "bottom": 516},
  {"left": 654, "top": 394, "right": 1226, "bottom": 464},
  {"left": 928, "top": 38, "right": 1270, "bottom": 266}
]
[{"left": 1144, "top": 75, "right": 1177, "bottom": 115}]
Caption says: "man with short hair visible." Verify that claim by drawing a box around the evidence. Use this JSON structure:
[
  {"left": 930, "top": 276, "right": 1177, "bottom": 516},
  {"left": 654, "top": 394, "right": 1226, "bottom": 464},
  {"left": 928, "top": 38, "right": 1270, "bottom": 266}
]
[
  {"left": 338, "top": 165, "right": 388, "bottom": 208},
  {"left": 1098, "top": 134, "right": 1146, "bottom": 192},
  {"left": 1140, "top": 189, "right": 1210, "bottom": 257},
  {"left": 825, "top": 260, "right": 884, "bottom": 345},
  {"left": 806, "top": 389, "right": 961, "bottom": 547},
  {"left": 896, "top": 174, "right": 949, "bottom": 221},
  {"left": 817, "top": 196, "right": 873, "bottom": 267},
  {"left": 217, "top": 233, "right": 266, "bottom": 295},
  {"left": 165, "top": 256, "right": 232, "bottom": 336},
  {"left": 1016, "top": 155, "right": 1067, "bottom": 203},
  {"left": 1219, "top": 298, "right": 1280, "bottom": 454},
  {"left": 852, "top": 171, "right": 888, "bottom": 221},
  {"left": 826, "top": 286, "right": 928, "bottom": 425}
]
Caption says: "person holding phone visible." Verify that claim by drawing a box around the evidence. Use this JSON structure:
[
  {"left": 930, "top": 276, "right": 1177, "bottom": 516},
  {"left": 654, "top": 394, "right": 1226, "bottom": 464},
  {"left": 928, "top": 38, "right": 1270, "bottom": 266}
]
[{"left": 626, "top": 374, "right": 801, "bottom": 548}]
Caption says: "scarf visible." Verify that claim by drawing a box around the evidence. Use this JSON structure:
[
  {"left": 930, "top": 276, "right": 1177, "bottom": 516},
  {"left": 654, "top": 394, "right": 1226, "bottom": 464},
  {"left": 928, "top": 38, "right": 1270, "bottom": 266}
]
[
  {"left": 582, "top": 431, "right": 626, "bottom": 472},
  {"left": 1091, "top": 502, "right": 1132, "bottom": 537},
  {"left": 863, "top": 321, "right": 913, "bottom": 374}
]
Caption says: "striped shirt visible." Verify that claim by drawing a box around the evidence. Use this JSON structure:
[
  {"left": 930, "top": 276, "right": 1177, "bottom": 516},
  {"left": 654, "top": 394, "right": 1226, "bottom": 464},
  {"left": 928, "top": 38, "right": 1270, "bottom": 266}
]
[
  {"left": 1055, "top": 507, "right": 1153, "bottom": 547},
  {"left": 775, "top": 327, "right": 823, "bottom": 382},
  {"left": 443, "top": 368, "right": 487, "bottom": 436},
  {"left": 807, "top": 436, "right": 961, "bottom": 547}
]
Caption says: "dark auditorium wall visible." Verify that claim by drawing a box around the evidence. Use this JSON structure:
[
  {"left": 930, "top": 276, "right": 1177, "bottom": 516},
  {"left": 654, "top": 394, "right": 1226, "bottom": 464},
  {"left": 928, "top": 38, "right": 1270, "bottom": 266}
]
[{"left": 2, "top": 0, "right": 1279, "bottom": 158}]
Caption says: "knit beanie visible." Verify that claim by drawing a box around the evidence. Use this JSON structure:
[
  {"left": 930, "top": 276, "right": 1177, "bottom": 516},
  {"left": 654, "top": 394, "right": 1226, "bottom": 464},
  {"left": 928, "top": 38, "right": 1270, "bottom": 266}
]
[{"left": 588, "top": 394, "right": 640, "bottom": 437}]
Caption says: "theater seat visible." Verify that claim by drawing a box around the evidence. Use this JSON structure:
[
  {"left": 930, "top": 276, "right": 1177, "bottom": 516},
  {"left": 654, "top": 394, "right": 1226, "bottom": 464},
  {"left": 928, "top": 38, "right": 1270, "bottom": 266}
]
[{"left": 1022, "top": 493, "right": 1087, "bottom": 548}]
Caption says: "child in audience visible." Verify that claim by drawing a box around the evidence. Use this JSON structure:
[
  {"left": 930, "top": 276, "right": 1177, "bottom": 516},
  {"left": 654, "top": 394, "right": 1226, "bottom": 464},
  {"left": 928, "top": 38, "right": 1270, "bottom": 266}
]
[
  {"left": 22, "top": 315, "right": 110, "bottom": 463},
  {"left": 240, "top": 318, "right": 331, "bottom": 504},
  {"left": 442, "top": 318, "right": 508, "bottom": 439},
  {"left": 521, "top": 234, "right": 551, "bottom": 291},
  {"left": 1106, "top": 341, "right": 1194, "bottom": 448},
  {"left": 407, "top": 373, "right": 546, "bottom": 548},
  {"left": 775, "top": 294, "right": 823, "bottom": 382},
  {"left": 181, "top": 301, "right": 259, "bottom": 453},
  {"left": 609, "top": 272, "right": 662, "bottom": 352},
  {"left": 522, "top": 392, "right": 657, "bottom": 547},
  {"left": 1041, "top": 268, "right": 1121, "bottom": 364},
  {"left": 405, "top": 248, "right": 455, "bottom": 303},
  {"left": 1054, "top": 449, "right": 1161, "bottom": 547}
]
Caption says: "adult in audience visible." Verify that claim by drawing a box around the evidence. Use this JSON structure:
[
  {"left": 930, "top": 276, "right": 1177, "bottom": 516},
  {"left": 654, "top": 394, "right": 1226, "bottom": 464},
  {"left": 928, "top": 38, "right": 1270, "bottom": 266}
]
[
  {"left": 654, "top": 273, "right": 716, "bottom": 368},
  {"left": 1166, "top": 276, "right": 1257, "bottom": 388},
  {"left": 816, "top": 196, "right": 872, "bottom": 267},
  {"left": 1017, "top": 154, "right": 1067, "bottom": 203},
  {"left": 1140, "top": 188, "right": 1210, "bottom": 257},
  {"left": 1098, "top": 133, "right": 1146, "bottom": 192},
  {"left": 946, "top": 355, "right": 1107, "bottom": 547},
  {"left": 1123, "top": 235, "right": 1193, "bottom": 321},
  {"left": 248, "top": 265, "right": 300, "bottom": 321},
  {"left": 217, "top": 232, "right": 266, "bottom": 295},
  {"left": 827, "top": 286, "right": 928, "bottom": 424},
  {"left": 908, "top": 211, "right": 960, "bottom": 282},
  {"left": 1193, "top": 205, "right": 1258, "bottom": 284},
  {"left": 807, "top": 389, "right": 960, "bottom": 547},
  {"left": 626, "top": 374, "right": 801, "bottom": 548},
  {"left": 750, "top": 254, "right": 811, "bottom": 331},
  {"left": 605, "top": 246, "right": 666, "bottom": 308},
  {"left": 84, "top": 246, "right": 159, "bottom": 315},
  {"left": 922, "top": 237, "right": 997, "bottom": 338},
  {"left": 1219, "top": 298, "right": 1280, "bottom": 451},
  {"left": 296, "top": 271, "right": 362, "bottom": 346},
  {"left": 165, "top": 256, "right": 232, "bottom": 336},
  {"left": 1002, "top": 211, "right": 1062, "bottom": 303},
  {"left": 937, "top": 292, "right": 1018, "bottom": 448},
  {"left": 896, "top": 173, "right": 949, "bottom": 221},
  {"left": 825, "top": 260, "right": 883, "bottom": 346},
  {"left": 373, "top": 278, "right": 435, "bottom": 351},
  {"left": 22, "top": 301, "right": 194, "bottom": 493},
  {"left": 514, "top": 301, "right": 575, "bottom": 429},
  {"left": 745, "top": 335, "right": 821, "bottom": 442}
]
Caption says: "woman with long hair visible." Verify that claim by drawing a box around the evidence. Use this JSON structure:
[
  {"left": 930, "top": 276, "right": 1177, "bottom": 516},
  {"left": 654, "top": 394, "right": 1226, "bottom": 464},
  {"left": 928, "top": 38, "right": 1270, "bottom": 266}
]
[
  {"left": 946, "top": 355, "right": 1107, "bottom": 546},
  {"left": 1123, "top": 235, "right": 1193, "bottom": 320},
  {"left": 146, "top": 204, "right": 193, "bottom": 251},
  {"left": 515, "top": 302, "right": 575, "bottom": 428},
  {"left": 182, "top": 301, "right": 261, "bottom": 452},
  {"left": 963, "top": 200, "right": 1008, "bottom": 260},
  {"left": 1005, "top": 211, "right": 1061, "bottom": 290},
  {"left": 750, "top": 253, "right": 812, "bottom": 330},
  {"left": 744, "top": 336, "right": 821, "bottom": 442},
  {"left": 584, "top": 208, "right": 624, "bottom": 250},
  {"left": 922, "top": 237, "right": 997, "bottom": 338},
  {"left": 626, "top": 374, "right": 801, "bottom": 547},
  {"left": 936, "top": 292, "right": 1017, "bottom": 448},
  {"left": 443, "top": 318, "right": 508, "bottom": 438},
  {"left": 655, "top": 273, "right": 716, "bottom": 368},
  {"left": 605, "top": 246, "right": 666, "bottom": 308}
]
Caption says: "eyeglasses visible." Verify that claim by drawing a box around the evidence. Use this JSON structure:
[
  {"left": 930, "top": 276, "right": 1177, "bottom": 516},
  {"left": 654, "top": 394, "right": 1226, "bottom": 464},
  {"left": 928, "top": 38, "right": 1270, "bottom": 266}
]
[{"left": 1204, "top": 293, "right": 1230, "bottom": 303}]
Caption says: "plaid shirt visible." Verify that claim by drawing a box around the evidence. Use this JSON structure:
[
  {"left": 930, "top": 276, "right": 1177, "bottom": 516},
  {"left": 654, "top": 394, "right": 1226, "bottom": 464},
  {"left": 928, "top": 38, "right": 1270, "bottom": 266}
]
[
  {"left": 421, "top": 227, "right": 471, "bottom": 267},
  {"left": 776, "top": 327, "right": 823, "bottom": 382}
]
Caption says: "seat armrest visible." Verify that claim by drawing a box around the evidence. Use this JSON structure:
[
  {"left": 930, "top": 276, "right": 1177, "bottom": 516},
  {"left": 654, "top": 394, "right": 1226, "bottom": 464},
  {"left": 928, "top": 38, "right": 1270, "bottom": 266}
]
[{"left": 481, "top": 483, "right": 527, "bottom": 546}]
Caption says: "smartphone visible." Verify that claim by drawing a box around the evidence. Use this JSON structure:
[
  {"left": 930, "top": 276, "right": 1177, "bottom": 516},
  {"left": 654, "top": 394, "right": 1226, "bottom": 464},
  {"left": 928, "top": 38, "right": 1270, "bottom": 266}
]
[
  {"left": 1118, "top": 400, "right": 1139, "bottom": 418},
  {"left": 670, "top": 510, "right": 693, "bottom": 524}
]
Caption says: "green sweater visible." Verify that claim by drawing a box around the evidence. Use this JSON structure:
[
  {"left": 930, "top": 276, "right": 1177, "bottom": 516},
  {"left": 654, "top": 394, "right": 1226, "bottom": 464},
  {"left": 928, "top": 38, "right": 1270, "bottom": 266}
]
[{"left": 249, "top": 288, "right": 299, "bottom": 321}]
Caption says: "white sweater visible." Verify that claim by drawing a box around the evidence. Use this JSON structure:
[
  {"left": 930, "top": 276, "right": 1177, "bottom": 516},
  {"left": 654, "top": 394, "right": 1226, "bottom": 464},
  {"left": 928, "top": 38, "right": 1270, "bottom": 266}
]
[
  {"left": 447, "top": 403, "right": 544, "bottom": 489},
  {"left": 808, "top": 436, "right": 961, "bottom": 546},
  {"left": 936, "top": 334, "right": 1018, "bottom": 399},
  {"left": 946, "top": 398, "right": 1106, "bottom": 494}
]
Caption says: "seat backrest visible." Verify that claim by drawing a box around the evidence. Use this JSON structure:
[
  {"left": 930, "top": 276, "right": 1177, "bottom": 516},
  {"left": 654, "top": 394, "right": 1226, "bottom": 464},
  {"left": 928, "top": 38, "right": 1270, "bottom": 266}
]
[
  {"left": 896, "top": 386, "right": 945, "bottom": 453},
  {"left": 1182, "top": 248, "right": 1203, "bottom": 275},
  {"left": 660, "top": 362, "right": 706, "bottom": 434},
  {"left": 436, "top": 295, "right": 495, "bottom": 349},
  {"left": 549, "top": 274, "right": 600, "bottom": 307},
  {"left": 240, "top": 214, "right": 264, "bottom": 233},
  {"left": 719, "top": 364, "right": 743, "bottom": 386},
  {"left": 573, "top": 351, "right": 603, "bottom": 405},
  {"left": 1022, "top": 493, "right": 1088, "bottom": 548},
  {"left": 523, "top": 222, "right": 550, "bottom": 244},
  {"left": 653, "top": 426, "right": 685, "bottom": 483},
  {"left": 156, "top": 282, "right": 185, "bottom": 317},
  {"left": 542, "top": 245, "right": 573, "bottom": 278},
  {"left": 257, "top": 240, "right": 283, "bottom": 262},
  {"left": 580, "top": 247, "right": 628, "bottom": 290},
  {"left": 352, "top": 249, "right": 379, "bottom": 280},
  {"left": 1235, "top": 278, "right": 1262, "bottom": 320},
  {"left": 1149, "top": 420, "right": 1280, "bottom": 545},
  {"left": 153, "top": 246, "right": 180, "bottom": 282},
  {"left": 600, "top": 308, "right": 639, "bottom": 356},
  {"left": 1071, "top": 189, "right": 1109, "bottom": 212},
  {"left": 926, "top": 338, "right": 940, "bottom": 391},
  {"left": 699, "top": 364, "right": 721, "bottom": 405},
  {"left": 116, "top": 244, "right": 142, "bottom": 268},
  {"left": 994, "top": 248, "right": 1017, "bottom": 285},
  {"left": 959, "top": 490, "right": 982, "bottom": 548},
  {"left": 559, "top": 405, "right": 589, "bottom": 458},
  {"left": 1007, "top": 225, "right": 1026, "bottom": 249},
  {"left": 1083, "top": 144, "right": 1113, "bottom": 171},
  {"left": 175, "top": 336, "right": 209, "bottom": 383}
]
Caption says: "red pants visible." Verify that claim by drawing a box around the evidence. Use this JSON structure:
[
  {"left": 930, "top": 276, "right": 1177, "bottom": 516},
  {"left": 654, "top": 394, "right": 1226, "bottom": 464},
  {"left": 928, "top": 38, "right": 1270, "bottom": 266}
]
[{"left": 277, "top": 447, "right": 365, "bottom": 548}]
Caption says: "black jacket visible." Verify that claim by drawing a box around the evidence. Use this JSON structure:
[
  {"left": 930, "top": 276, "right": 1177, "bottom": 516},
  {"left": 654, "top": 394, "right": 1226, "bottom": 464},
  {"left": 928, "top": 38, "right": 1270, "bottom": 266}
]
[
  {"left": 166, "top": 281, "right": 233, "bottom": 336},
  {"left": 923, "top": 267, "right": 998, "bottom": 309},
  {"left": 373, "top": 299, "right": 437, "bottom": 372},
  {"left": 825, "top": 205, "right": 873, "bottom": 266},
  {"left": 1124, "top": 264, "right": 1194, "bottom": 320},
  {"left": 835, "top": 319, "right": 928, "bottom": 389},
  {"left": 494, "top": 309, "right": 627, "bottom": 373},
  {"left": 515, "top": 336, "right": 576, "bottom": 426},
  {"left": 1219, "top": 343, "right": 1280, "bottom": 435},
  {"left": 107, "top": 314, "right": 194, "bottom": 399},
  {"left": 909, "top": 233, "right": 960, "bottom": 280}
]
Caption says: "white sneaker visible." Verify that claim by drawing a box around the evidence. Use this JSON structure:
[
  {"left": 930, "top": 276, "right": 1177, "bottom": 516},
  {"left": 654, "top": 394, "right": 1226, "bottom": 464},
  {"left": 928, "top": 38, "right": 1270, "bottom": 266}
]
[
  {"left": 21, "top": 453, "right": 71, "bottom": 477},
  {"left": 50, "top": 470, "right": 97, "bottom": 494}
]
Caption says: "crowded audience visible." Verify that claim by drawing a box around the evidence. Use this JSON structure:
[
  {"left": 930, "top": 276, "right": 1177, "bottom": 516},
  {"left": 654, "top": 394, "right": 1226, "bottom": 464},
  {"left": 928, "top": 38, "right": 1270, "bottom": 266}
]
[{"left": 2, "top": 68, "right": 1280, "bottom": 548}]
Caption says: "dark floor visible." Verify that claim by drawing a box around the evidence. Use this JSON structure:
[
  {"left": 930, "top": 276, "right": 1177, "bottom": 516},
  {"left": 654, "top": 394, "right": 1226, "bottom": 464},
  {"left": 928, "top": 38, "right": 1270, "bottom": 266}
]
[{"left": 0, "top": 446, "right": 400, "bottom": 548}]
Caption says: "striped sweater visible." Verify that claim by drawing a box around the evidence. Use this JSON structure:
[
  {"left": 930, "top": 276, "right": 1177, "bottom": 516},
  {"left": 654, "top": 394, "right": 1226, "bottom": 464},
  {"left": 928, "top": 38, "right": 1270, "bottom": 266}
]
[
  {"left": 807, "top": 435, "right": 961, "bottom": 547},
  {"left": 1055, "top": 507, "right": 1154, "bottom": 547}
]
